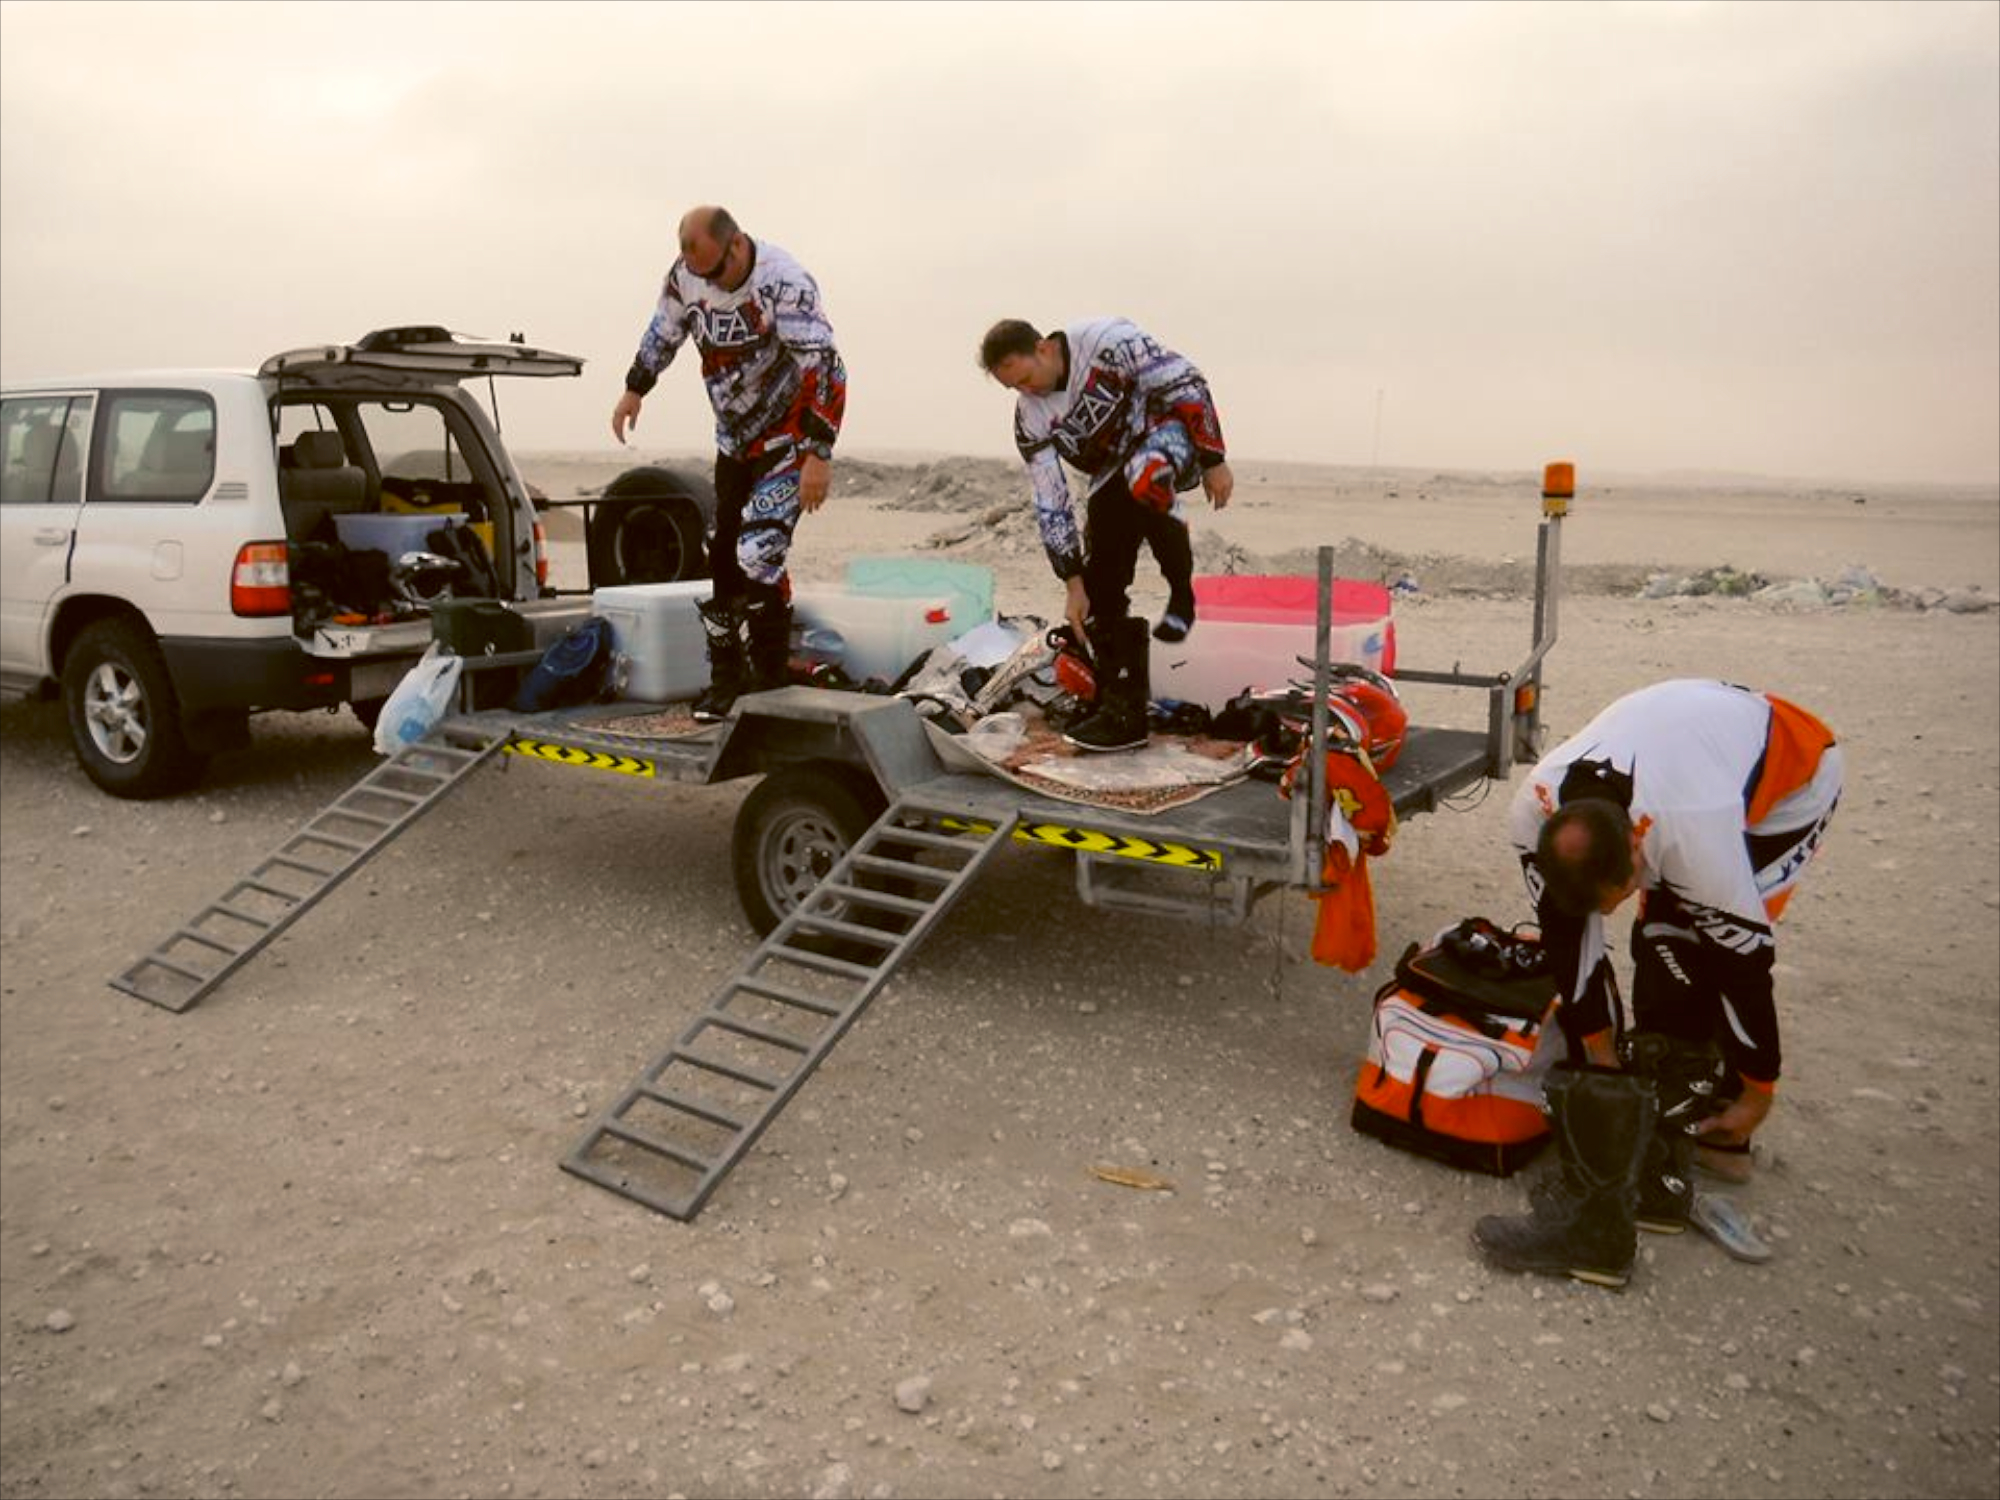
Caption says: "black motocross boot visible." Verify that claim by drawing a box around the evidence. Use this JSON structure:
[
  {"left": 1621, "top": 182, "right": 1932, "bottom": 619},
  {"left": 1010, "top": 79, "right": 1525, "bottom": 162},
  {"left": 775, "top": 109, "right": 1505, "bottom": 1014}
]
[
  {"left": 692, "top": 597, "right": 747, "bottom": 723},
  {"left": 742, "top": 592, "right": 794, "bottom": 699},
  {"left": 1062, "top": 617, "right": 1151, "bottom": 753},
  {"left": 1472, "top": 1065, "right": 1658, "bottom": 1289},
  {"left": 1625, "top": 1033, "right": 1723, "bottom": 1234}
]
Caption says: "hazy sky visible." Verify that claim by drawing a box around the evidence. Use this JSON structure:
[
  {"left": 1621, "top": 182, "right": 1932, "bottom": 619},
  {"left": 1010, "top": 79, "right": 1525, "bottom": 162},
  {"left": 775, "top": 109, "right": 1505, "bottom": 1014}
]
[{"left": 3, "top": 0, "right": 1996, "bottom": 485}]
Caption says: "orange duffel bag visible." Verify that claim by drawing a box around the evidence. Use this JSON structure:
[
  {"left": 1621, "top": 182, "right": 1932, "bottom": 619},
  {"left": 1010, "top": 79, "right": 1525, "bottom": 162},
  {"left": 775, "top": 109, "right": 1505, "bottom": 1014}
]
[{"left": 1351, "top": 920, "right": 1559, "bottom": 1177}]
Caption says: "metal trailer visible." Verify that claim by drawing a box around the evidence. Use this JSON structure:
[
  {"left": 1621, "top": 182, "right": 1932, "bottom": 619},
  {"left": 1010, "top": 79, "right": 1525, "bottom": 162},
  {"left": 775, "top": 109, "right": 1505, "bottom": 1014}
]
[{"left": 110, "top": 475, "right": 1571, "bottom": 1223}]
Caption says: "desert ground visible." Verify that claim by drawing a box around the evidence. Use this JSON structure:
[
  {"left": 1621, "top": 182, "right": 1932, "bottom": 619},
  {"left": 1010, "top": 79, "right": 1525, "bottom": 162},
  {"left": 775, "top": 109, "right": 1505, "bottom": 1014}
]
[{"left": 2, "top": 454, "right": 1996, "bottom": 1500}]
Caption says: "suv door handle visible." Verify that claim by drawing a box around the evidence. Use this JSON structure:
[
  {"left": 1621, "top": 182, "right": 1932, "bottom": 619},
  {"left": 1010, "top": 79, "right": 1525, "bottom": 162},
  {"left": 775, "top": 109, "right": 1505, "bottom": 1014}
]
[{"left": 34, "top": 528, "right": 71, "bottom": 546}]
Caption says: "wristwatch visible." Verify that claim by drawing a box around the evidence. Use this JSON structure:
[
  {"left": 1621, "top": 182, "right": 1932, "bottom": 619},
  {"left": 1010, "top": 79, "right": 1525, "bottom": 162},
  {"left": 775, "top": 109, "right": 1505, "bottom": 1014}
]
[{"left": 803, "top": 439, "right": 833, "bottom": 462}]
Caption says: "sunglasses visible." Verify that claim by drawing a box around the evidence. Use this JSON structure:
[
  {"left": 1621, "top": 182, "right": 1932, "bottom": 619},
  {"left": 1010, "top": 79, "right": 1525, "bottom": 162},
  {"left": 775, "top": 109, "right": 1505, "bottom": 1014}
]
[{"left": 693, "top": 236, "right": 734, "bottom": 282}]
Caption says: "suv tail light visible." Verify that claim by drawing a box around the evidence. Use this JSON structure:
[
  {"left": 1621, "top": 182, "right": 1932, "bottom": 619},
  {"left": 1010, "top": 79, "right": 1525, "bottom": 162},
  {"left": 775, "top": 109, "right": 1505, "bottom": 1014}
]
[
  {"left": 532, "top": 518, "right": 549, "bottom": 589},
  {"left": 231, "top": 542, "right": 292, "bottom": 616}
]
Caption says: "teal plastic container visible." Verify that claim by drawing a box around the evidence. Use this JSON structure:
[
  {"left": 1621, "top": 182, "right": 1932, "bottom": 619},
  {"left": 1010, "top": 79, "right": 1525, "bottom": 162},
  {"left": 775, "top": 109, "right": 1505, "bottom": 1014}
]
[{"left": 844, "top": 556, "right": 995, "bottom": 633}]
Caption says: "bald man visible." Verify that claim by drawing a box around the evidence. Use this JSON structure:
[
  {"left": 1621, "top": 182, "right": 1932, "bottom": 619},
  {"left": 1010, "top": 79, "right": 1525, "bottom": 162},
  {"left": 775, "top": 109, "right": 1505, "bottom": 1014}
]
[{"left": 612, "top": 206, "right": 847, "bottom": 721}]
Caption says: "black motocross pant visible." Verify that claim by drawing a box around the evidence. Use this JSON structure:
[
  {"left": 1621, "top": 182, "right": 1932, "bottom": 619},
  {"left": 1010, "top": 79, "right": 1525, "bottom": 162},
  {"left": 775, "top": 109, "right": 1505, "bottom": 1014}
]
[
  {"left": 711, "top": 449, "right": 799, "bottom": 613},
  {"left": 1081, "top": 474, "right": 1194, "bottom": 626},
  {"left": 1629, "top": 888, "right": 1745, "bottom": 1102}
]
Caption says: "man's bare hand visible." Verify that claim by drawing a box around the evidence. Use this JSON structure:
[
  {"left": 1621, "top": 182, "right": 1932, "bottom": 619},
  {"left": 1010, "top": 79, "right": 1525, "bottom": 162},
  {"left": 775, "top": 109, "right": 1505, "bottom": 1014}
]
[
  {"left": 1693, "top": 1087, "right": 1773, "bottom": 1146},
  {"left": 800, "top": 453, "right": 831, "bottom": 513},
  {"left": 1063, "top": 576, "right": 1092, "bottom": 642},
  {"left": 611, "top": 391, "right": 643, "bottom": 444},
  {"left": 1203, "top": 461, "right": 1234, "bottom": 510}
]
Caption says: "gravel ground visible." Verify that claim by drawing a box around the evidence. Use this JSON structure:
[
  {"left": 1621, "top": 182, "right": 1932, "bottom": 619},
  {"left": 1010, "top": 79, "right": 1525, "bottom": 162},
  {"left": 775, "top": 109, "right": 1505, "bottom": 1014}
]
[{"left": 2, "top": 461, "right": 1996, "bottom": 1499}]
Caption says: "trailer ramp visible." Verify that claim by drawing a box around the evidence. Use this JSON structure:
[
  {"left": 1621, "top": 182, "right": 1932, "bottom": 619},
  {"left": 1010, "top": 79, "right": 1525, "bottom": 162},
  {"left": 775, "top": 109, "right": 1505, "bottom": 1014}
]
[
  {"left": 563, "top": 794, "right": 1021, "bottom": 1221},
  {"left": 109, "top": 725, "right": 512, "bottom": 1011}
]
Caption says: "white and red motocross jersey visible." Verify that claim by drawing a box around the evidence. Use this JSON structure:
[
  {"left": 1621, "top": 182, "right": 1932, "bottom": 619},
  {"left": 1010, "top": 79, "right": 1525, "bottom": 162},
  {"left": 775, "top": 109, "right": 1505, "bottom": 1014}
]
[
  {"left": 625, "top": 239, "right": 846, "bottom": 464},
  {"left": 1011, "top": 317, "right": 1226, "bottom": 581},
  {"left": 1509, "top": 678, "right": 1842, "bottom": 1083}
]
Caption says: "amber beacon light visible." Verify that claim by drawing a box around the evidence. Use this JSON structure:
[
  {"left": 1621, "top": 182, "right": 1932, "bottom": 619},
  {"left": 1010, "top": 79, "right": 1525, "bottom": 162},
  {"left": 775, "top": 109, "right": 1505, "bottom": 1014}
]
[{"left": 1542, "top": 460, "right": 1575, "bottom": 517}]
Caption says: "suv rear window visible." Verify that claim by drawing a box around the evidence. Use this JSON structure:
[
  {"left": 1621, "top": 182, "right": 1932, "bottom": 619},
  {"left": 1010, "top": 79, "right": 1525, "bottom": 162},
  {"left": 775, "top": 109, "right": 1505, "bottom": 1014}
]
[{"left": 100, "top": 391, "right": 215, "bottom": 503}]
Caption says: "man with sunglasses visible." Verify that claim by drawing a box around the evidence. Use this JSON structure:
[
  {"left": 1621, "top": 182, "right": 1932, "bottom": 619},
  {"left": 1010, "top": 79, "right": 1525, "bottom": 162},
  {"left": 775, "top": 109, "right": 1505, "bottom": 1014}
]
[{"left": 612, "top": 205, "right": 847, "bottom": 721}]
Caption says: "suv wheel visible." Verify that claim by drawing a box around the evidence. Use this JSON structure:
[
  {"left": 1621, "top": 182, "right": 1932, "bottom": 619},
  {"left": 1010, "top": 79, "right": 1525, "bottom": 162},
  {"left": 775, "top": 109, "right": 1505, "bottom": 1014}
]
[
  {"left": 61, "top": 619, "right": 206, "bottom": 798},
  {"left": 587, "top": 466, "right": 714, "bottom": 587}
]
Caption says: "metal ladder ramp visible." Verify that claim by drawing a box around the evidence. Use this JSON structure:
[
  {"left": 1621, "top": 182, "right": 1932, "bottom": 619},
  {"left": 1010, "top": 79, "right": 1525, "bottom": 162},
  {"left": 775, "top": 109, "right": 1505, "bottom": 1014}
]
[
  {"left": 563, "top": 797, "right": 1022, "bottom": 1221},
  {"left": 110, "top": 725, "right": 514, "bottom": 1012}
]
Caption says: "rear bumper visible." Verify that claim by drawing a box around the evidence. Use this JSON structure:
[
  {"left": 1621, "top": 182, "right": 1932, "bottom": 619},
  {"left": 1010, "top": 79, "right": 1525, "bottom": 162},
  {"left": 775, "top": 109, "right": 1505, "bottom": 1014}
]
[{"left": 158, "top": 634, "right": 361, "bottom": 712}]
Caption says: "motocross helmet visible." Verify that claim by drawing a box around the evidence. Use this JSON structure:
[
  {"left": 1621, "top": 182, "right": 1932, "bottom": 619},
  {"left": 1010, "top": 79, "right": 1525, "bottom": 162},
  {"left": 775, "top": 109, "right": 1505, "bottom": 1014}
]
[
  {"left": 1045, "top": 625, "right": 1097, "bottom": 702},
  {"left": 1330, "top": 667, "right": 1407, "bottom": 771}
]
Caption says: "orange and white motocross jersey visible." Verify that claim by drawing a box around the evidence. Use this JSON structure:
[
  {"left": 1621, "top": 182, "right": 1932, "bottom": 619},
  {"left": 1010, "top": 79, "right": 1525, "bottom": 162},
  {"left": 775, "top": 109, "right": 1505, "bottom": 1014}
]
[{"left": 1508, "top": 679, "right": 1841, "bottom": 1079}]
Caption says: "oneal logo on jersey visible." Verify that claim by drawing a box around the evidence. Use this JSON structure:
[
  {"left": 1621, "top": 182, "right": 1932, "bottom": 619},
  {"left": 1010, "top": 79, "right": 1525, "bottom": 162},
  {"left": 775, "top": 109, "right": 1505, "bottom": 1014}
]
[
  {"left": 1067, "top": 381, "right": 1118, "bottom": 436},
  {"left": 695, "top": 305, "right": 763, "bottom": 349}
]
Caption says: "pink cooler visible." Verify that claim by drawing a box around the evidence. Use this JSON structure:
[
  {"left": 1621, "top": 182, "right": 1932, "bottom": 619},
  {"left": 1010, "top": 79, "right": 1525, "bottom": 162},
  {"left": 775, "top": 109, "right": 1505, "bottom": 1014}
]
[
  {"left": 1150, "top": 576, "right": 1396, "bottom": 712},
  {"left": 1191, "top": 576, "right": 1397, "bottom": 673}
]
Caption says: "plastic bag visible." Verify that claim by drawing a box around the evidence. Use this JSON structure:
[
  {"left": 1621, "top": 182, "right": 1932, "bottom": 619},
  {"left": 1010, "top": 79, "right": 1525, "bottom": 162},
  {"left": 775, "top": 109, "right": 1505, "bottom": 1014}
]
[
  {"left": 373, "top": 643, "right": 464, "bottom": 755},
  {"left": 966, "top": 711, "right": 1028, "bottom": 762}
]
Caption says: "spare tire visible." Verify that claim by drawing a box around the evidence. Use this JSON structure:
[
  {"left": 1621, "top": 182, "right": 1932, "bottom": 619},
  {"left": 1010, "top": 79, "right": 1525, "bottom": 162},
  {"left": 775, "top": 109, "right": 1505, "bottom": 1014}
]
[{"left": 587, "top": 464, "right": 716, "bottom": 587}]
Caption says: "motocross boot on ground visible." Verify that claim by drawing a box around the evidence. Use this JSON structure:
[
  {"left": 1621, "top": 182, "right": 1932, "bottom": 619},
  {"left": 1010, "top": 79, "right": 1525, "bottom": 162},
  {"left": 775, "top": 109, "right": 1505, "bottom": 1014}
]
[
  {"left": 1472, "top": 1065, "right": 1657, "bottom": 1289},
  {"left": 1625, "top": 1032, "right": 1724, "bottom": 1234}
]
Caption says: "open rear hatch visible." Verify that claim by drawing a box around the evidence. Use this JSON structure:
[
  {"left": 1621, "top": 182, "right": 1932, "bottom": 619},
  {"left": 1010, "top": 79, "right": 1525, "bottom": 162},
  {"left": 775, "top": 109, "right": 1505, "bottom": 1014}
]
[{"left": 259, "top": 325, "right": 584, "bottom": 387}]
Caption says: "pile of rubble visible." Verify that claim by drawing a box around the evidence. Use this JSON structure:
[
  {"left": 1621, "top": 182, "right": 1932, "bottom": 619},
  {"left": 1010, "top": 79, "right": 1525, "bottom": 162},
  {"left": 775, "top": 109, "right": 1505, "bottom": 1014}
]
[{"left": 1639, "top": 564, "right": 1996, "bottom": 613}]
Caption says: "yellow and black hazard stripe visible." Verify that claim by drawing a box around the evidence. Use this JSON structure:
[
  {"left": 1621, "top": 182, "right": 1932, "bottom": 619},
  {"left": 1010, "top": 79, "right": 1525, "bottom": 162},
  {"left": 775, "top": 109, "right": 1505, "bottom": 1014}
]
[
  {"left": 939, "top": 816, "right": 1220, "bottom": 871},
  {"left": 504, "top": 737, "right": 656, "bottom": 779}
]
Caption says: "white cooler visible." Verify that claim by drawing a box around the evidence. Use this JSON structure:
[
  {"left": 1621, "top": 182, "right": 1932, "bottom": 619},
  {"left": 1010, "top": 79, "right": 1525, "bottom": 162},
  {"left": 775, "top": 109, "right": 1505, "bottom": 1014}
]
[
  {"left": 792, "top": 586, "right": 960, "bottom": 685},
  {"left": 590, "top": 581, "right": 711, "bottom": 703}
]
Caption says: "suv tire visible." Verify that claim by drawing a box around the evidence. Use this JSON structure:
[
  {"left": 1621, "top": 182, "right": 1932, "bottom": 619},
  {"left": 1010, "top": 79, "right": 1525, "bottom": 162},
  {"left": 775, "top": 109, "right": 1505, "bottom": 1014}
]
[
  {"left": 61, "top": 619, "right": 206, "bottom": 799},
  {"left": 587, "top": 465, "right": 714, "bottom": 587}
]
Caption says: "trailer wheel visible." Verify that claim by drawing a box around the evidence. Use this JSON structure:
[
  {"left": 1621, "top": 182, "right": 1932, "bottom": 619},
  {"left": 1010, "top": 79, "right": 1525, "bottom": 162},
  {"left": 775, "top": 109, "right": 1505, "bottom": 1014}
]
[{"left": 732, "top": 766, "right": 903, "bottom": 952}]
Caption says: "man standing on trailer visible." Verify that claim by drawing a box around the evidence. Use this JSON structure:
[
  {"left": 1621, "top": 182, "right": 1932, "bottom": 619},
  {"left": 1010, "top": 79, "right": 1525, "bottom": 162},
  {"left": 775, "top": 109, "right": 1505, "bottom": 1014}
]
[
  {"left": 612, "top": 205, "right": 848, "bottom": 721},
  {"left": 977, "top": 317, "right": 1233, "bottom": 753}
]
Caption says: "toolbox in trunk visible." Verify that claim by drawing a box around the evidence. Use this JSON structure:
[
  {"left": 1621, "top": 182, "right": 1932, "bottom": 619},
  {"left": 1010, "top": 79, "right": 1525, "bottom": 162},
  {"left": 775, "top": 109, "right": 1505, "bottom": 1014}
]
[{"left": 430, "top": 598, "right": 534, "bottom": 657}]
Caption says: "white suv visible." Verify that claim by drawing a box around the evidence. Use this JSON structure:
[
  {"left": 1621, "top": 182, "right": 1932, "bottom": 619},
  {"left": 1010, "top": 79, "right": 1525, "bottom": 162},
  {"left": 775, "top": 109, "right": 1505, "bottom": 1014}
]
[{"left": 1, "top": 326, "right": 585, "bottom": 797}]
